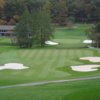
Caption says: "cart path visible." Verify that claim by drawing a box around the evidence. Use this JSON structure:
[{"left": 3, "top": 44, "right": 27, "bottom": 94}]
[{"left": 0, "top": 76, "right": 100, "bottom": 89}]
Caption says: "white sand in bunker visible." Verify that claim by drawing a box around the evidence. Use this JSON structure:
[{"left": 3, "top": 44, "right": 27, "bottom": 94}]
[
  {"left": 0, "top": 63, "right": 29, "bottom": 70},
  {"left": 80, "top": 57, "right": 100, "bottom": 62},
  {"left": 45, "top": 41, "right": 59, "bottom": 45},
  {"left": 71, "top": 65, "right": 100, "bottom": 72}
]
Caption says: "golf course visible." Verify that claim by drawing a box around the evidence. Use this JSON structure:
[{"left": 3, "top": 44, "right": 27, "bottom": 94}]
[{"left": 0, "top": 24, "right": 100, "bottom": 100}]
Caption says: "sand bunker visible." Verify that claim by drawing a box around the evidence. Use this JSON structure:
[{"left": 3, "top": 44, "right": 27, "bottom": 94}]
[
  {"left": 71, "top": 65, "right": 100, "bottom": 72},
  {"left": 0, "top": 63, "right": 29, "bottom": 70},
  {"left": 80, "top": 57, "right": 100, "bottom": 62},
  {"left": 45, "top": 41, "right": 59, "bottom": 45},
  {"left": 83, "top": 40, "right": 93, "bottom": 44}
]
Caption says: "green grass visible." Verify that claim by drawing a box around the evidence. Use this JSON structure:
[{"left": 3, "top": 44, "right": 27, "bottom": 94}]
[
  {"left": 54, "top": 23, "right": 91, "bottom": 39},
  {"left": 0, "top": 24, "right": 100, "bottom": 100},
  {"left": 0, "top": 24, "right": 100, "bottom": 86},
  {"left": 0, "top": 79, "right": 100, "bottom": 100},
  {"left": 0, "top": 48, "right": 100, "bottom": 86}
]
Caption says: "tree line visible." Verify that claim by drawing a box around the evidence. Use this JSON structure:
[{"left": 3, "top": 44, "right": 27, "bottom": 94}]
[
  {"left": 15, "top": 0, "right": 53, "bottom": 48},
  {"left": 0, "top": 0, "right": 100, "bottom": 25},
  {"left": 0, "top": 0, "right": 100, "bottom": 48}
]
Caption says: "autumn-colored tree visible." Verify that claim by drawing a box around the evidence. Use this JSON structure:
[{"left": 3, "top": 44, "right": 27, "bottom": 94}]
[
  {"left": 0, "top": 0, "right": 5, "bottom": 8},
  {"left": 0, "top": 0, "right": 5, "bottom": 19}
]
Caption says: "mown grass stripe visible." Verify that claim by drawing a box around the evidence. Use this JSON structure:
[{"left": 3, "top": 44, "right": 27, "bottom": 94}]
[{"left": 38, "top": 50, "right": 59, "bottom": 78}]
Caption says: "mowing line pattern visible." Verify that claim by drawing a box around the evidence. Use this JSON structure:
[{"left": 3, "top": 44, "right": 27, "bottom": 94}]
[{"left": 0, "top": 49, "right": 99, "bottom": 86}]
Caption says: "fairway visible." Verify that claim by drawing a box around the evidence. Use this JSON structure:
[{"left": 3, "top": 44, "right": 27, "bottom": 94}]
[
  {"left": 0, "top": 24, "right": 100, "bottom": 100},
  {"left": 0, "top": 79, "right": 100, "bottom": 100},
  {"left": 0, "top": 0, "right": 100, "bottom": 99},
  {"left": 0, "top": 24, "right": 100, "bottom": 86},
  {"left": 0, "top": 48, "right": 100, "bottom": 85}
]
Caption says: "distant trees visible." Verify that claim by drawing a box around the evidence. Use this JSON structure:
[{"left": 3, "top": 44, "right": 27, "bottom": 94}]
[
  {"left": 51, "top": 0, "right": 68, "bottom": 26},
  {"left": 67, "top": 0, "right": 100, "bottom": 23},
  {"left": 4, "top": 0, "right": 23, "bottom": 22},
  {"left": 0, "top": 0, "right": 5, "bottom": 20},
  {"left": 0, "top": 0, "right": 100, "bottom": 25},
  {"left": 88, "top": 23, "right": 100, "bottom": 48},
  {"left": 0, "top": 0, "right": 5, "bottom": 7}
]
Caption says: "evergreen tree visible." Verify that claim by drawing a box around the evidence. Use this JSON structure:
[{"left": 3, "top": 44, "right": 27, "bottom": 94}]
[
  {"left": 16, "top": 0, "right": 53, "bottom": 48},
  {"left": 38, "top": 0, "right": 53, "bottom": 47},
  {"left": 16, "top": 9, "right": 33, "bottom": 48},
  {"left": 30, "top": 0, "right": 53, "bottom": 47}
]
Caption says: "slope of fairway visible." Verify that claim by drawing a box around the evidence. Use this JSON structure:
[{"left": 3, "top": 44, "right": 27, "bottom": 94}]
[
  {"left": 54, "top": 24, "right": 90, "bottom": 39},
  {"left": 0, "top": 48, "right": 100, "bottom": 85},
  {"left": 0, "top": 24, "right": 100, "bottom": 86},
  {"left": 0, "top": 79, "right": 100, "bottom": 100},
  {"left": 53, "top": 24, "right": 89, "bottom": 48}
]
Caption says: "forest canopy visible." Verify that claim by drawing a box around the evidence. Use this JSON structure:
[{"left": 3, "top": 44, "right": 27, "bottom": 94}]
[{"left": 0, "top": 0, "right": 100, "bottom": 25}]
